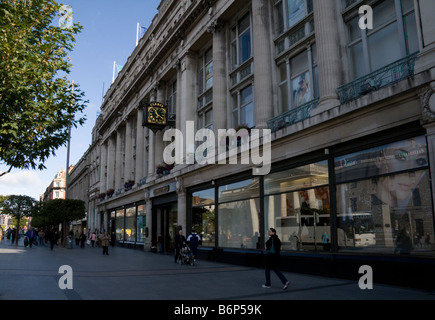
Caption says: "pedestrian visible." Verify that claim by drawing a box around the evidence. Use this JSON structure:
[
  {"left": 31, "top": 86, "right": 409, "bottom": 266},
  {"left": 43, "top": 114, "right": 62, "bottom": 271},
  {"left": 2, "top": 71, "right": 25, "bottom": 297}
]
[
  {"left": 0, "top": 226, "right": 3, "bottom": 245},
  {"left": 26, "top": 228, "right": 36, "bottom": 248},
  {"left": 38, "top": 229, "right": 45, "bottom": 246},
  {"left": 186, "top": 228, "right": 201, "bottom": 260},
  {"left": 80, "top": 231, "right": 86, "bottom": 248},
  {"left": 11, "top": 227, "right": 16, "bottom": 245},
  {"left": 75, "top": 230, "right": 80, "bottom": 246},
  {"left": 48, "top": 228, "right": 56, "bottom": 251},
  {"left": 157, "top": 233, "right": 164, "bottom": 254},
  {"left": 174, "top": 229, "right": 186, "bottom": 263},
  {"left": 90, "top": 231, "right": 96, "bottom": 247},
  {"left": 99, "top": 232, "right": 110, "bottom": 255},
  {"left": 262, "top": 228, "right": 289, "bottom": 290}
]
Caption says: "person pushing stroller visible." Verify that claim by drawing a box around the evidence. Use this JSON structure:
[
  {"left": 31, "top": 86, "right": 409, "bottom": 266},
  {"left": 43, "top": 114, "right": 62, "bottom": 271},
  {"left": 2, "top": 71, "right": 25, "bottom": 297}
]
[{"left": 187, "top": 228, "right": 201, "bottom": 261}]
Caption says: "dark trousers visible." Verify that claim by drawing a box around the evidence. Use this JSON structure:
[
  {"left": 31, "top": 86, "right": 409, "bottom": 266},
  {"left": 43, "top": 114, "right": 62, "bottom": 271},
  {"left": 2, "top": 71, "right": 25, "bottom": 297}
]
[
  {"left": 265, "top": 267, "right": 288, "bottom": 286},
  {"left": 102, "top": 246, "right": 109, "bottom": 255}
]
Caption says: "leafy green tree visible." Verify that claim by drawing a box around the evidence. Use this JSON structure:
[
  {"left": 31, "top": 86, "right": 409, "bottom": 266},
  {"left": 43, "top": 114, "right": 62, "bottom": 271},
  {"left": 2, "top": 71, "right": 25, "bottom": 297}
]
[
  {"left": 0, "top": 0, "right": 87, "bottom": 176},
  {"left": 0, "top": 195, "right": 36, "bottom": 246},
  {"left": 33, "top": 198, "right": 86, "bottom": 245}
]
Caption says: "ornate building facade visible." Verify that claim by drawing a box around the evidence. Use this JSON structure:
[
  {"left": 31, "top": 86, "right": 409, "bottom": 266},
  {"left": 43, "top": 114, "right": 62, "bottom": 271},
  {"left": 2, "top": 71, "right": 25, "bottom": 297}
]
[{"left": 68, "top": 0, "right": 435, "bottom": 288}]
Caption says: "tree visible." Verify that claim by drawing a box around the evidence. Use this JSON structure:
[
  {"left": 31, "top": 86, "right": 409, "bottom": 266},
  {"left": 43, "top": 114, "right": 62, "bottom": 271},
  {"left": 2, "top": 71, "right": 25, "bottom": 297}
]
[
  {"left": 33, "top": 199, "right": 86, "bottom": 246},
  {"left": 0, "top": 0, "right": 87, "bottom": 176},
  {"left": 0, "top": 195, "right": 36, "bottom": 246}
]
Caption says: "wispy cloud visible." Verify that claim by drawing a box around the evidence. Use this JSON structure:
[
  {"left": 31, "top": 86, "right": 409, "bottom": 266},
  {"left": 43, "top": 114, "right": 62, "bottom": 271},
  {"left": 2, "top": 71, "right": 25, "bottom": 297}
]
[{"left": 0, "top": 171, "right": 47, "bottom": 200}]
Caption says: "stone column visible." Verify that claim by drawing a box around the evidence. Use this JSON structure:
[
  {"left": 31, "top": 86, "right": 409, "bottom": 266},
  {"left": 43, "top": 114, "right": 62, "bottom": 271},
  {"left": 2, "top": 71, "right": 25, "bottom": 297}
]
[
  {"left": 124, "top": 117, "right": 133, "bottom": 183},
  {"left": 155, "top": 84, "right": 166, "bottom": 168},
  {"left": 136, "top": 108, "right": 145, "bottom": 183},
  {"left": 179, "top": 52, "right": 197, "bottom": 162},
  {"left": 252, "top": 0, "right": 274, "bottom": 129},
  {"left": 147, "top": 129, "right": 155, "bottom": 180},
  {"left": 99, "top": 141, "right": 107, "bottom": 193},
  {"left": 209, "top": 19, "right": 227, "bottom": 132},
  {"left": 115, "top": 127, "right": 123, "bottom": 191},
  {"left": 311, "top": 0, "right": 341, "bottom": 114},
  {"left": 106, "top": 135, "right": 116, "bottom": 190},
  {"left": 176, "top": 177, "right": 186, "bottom": 233}
]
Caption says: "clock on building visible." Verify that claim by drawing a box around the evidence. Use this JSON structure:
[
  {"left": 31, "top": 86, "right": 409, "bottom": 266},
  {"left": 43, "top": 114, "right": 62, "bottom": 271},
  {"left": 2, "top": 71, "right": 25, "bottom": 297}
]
[{"left": 142, "top": 102, "right": 168, "bottom": 133}]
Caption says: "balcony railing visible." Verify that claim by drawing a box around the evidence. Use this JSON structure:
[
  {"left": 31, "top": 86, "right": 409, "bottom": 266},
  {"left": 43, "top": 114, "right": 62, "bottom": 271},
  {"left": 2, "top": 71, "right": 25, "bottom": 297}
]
[
  {"left": 337, "top": 52, "right": 419, "bottom": 105},
  {"left": 268, "top": 98, "right": 319, "bottom": 133}
]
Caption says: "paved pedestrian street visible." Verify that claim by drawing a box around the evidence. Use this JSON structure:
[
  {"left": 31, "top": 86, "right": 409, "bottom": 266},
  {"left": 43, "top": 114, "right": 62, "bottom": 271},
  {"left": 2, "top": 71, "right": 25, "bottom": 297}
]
[{"left": 0, "top": 238, "right": 434, "bottom": 317}]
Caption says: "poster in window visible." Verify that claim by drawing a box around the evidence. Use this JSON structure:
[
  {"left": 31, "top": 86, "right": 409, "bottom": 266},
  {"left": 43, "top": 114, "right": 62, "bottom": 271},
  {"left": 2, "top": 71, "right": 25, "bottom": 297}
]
[
  {"left": 287, "top": 0, "right": 306, "bottom": 27},
  {"left": 335, "top": 136, "right": 428, "bottom": 183},
  {"left": 292, "top": 72, "right": 311, "bottom": 107}
]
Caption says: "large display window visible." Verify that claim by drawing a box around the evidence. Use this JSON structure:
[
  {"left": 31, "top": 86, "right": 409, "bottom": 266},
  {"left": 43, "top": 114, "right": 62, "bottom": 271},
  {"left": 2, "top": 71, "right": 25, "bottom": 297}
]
[
  {"left": 137, "top": 205, "right": 146, "bottom": 243},
  {"left": 192, "top": 188, "right": 215, "bottom": 247},
  {"left": 335, "top": 136, "right": 434, "bottom": 255},
  {"left": 264, "top": 161, "right": 330, "bottom": 251},
  {"left": 218, "top": 178, "right": 260, "bottom": 249}
]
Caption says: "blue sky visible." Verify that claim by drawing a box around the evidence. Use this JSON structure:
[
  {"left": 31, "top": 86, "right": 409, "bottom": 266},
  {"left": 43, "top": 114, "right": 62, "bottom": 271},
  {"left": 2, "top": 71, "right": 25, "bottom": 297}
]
[{"left": 0, "top": 0, "right": 160, "bottom": 200}]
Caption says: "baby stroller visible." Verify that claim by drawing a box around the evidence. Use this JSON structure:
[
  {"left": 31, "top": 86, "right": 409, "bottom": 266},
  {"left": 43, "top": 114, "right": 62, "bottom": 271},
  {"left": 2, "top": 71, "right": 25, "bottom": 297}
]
[{"left": 178, "top": 245, "right": 195, "bottom": 266}]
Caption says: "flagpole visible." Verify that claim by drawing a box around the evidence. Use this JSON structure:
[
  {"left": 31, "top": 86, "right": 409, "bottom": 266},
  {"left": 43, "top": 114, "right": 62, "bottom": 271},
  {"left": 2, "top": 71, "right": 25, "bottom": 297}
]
[
  {"left": 112, "top": 61, "right": 116, "bottom": 84},
  {"left": 136, "top": 22, "right": 140, "bottom": 46}
]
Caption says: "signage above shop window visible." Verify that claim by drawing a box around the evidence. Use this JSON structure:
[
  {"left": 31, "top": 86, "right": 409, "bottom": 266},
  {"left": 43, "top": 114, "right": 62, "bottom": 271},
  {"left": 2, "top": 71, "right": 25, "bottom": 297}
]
[{"left": 142, "top": 101, "right": 168, "bottom": 133}]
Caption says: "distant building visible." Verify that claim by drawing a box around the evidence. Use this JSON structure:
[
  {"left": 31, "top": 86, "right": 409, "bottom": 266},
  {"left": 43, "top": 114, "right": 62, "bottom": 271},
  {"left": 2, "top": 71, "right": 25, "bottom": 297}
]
[{"left": 41, "top": 167, "right": 73, "bottom": 202}]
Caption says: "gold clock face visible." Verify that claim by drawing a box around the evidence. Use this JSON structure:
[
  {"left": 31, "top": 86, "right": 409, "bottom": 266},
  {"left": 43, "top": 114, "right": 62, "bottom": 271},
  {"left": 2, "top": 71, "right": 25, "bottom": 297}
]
[{"left": 147, "top": 105, "right": 166, "bottom": 124}]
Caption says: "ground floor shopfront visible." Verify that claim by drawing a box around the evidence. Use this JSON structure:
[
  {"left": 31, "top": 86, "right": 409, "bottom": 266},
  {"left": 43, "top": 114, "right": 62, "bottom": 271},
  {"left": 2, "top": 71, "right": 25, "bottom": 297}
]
[{"left": 94, "top": 109, "right": 435, "bottom": 289}]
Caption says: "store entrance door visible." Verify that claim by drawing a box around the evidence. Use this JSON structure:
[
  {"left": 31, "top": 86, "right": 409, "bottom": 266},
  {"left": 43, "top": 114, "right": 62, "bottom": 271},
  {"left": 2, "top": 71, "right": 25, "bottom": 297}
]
[{"left": 154, "top": 203, "right": 177, "bottom": 253}]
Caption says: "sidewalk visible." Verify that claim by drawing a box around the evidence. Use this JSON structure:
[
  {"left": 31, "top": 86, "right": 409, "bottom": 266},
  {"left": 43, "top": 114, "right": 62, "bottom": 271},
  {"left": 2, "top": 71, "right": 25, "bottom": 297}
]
[{"left": 1, "top": 238, "right": 434, "bottom": 301}]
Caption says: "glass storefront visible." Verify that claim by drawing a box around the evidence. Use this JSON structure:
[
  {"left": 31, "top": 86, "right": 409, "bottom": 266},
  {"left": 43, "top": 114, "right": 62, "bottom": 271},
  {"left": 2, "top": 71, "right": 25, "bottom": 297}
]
[
  {"left": 192, "top": 188, "right": 215, "bottom": 247},
  {"left": 112, "top": 203, "right": 146, "bottom": 244},
  {"left": 264, "top": 161, "right": 330, "bottom": 251},
  {"left": 125, "top": 207, "right": 136, "bottom": 242},
  {"left": 335, "top": 136, "right": 434, "bottom": 255},
  {"left": 137, "top": 205, "right": 146, "bottom": 243},
  {"left": 218, "top": 178, "right": 260, "bottom": 249},
  {"left": 115, "top": 208, "right": 125, "bottom": 242},
  {"left": 188, "top": 135, "right": 434, "bottom": 257}
]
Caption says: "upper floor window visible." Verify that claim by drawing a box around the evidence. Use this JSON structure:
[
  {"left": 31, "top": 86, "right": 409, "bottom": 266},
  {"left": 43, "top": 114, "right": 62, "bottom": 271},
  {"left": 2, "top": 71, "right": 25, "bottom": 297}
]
[
  {"left": 231, "top": 12, "right": 252, "bottom": 69},
  {"left": 232, "top": 84, "right": 254, "bottom": 128},
  {"left": 198, "top": 47, "right": 213, "bottom": 95},
  {"left": 346, "top": 0, "right": 419, "bottom": 80},
  {"left": 277, "top": 44, "right": 318, "bottom": 112},
  {"left": 275, "top": 0, "right": 313, "bottom": 35}
]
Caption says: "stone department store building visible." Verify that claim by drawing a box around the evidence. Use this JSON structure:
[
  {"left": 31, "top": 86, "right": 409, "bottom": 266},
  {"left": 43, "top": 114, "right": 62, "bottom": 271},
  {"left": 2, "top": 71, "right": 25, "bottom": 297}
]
[{"left": 68, "top": 0, "right": 435, "bottom": 288}]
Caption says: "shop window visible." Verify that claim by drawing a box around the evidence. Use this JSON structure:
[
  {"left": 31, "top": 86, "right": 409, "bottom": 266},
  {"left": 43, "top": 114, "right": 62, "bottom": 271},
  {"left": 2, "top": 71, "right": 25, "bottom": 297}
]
[
  {"left": 335, "top": 136, "right": 434, "bottom": 256},
  {"left": 137, "top": 205, "right": 146, "bottom": 243},
  {"left": 115, "top": 208, "right": 125, "bottom": 242},
  {"left": 218, "top": 178, "right": 260, "bottom": 249},
  {"left": 125, "top": 207, "right": 136, "bottom": 242},
  {"left": 192, "top": 188, "right": 215, "bottom": 247},
  {"left": 264, "top": 161, "right": 330, "bottom": 251}
]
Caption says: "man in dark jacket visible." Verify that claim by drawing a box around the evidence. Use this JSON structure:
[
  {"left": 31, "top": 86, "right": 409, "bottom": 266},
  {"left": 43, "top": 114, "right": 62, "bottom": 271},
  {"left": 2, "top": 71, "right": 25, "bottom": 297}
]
[
  {"left": 174, "top": 229, "right": 186, "bottom": 263},
  {"left": 262, "top": 228, "right": 289, "bottom": 290}
]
